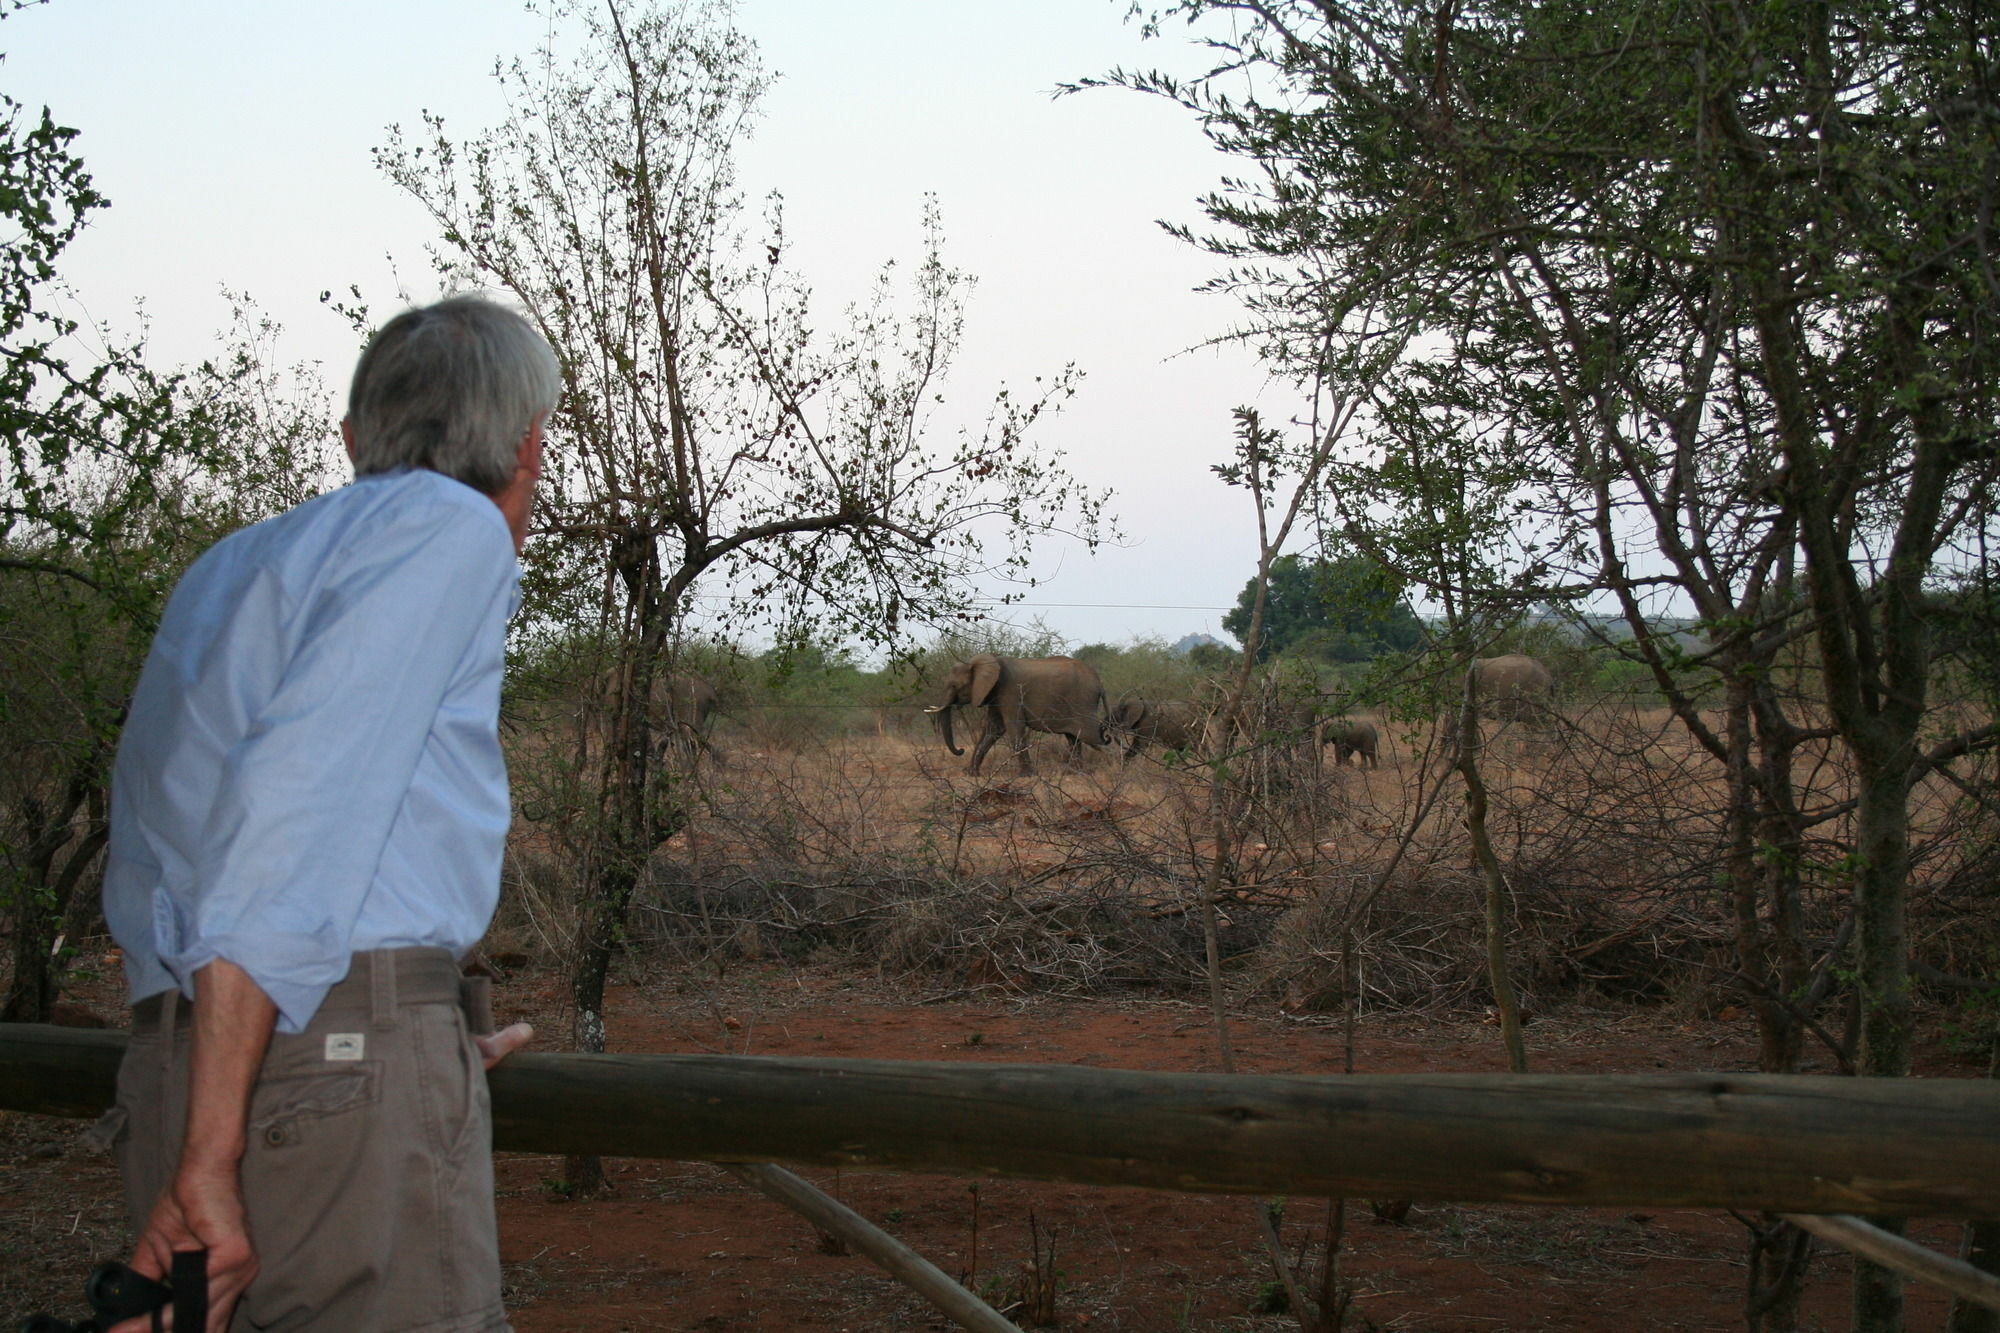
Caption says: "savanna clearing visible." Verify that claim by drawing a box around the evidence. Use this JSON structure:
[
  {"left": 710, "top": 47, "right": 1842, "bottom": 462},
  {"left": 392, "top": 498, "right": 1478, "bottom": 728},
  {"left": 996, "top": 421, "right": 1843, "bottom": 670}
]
[{"left": 4, "top": 713, "right": 1993, "bottom": 1331}]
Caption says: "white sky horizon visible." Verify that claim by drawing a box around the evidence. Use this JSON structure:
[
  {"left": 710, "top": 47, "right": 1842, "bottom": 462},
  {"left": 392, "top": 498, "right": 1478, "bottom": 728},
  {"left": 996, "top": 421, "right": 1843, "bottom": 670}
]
[{"left": 5, "top": 1, "right": 1315, "bottom": 655}]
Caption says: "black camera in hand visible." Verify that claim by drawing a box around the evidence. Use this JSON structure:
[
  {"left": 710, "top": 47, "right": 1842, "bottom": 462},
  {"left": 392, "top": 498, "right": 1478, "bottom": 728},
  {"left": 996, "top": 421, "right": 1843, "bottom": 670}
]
[{"left": 19, "top": 1251, "right": 205, "bottom": 1333}]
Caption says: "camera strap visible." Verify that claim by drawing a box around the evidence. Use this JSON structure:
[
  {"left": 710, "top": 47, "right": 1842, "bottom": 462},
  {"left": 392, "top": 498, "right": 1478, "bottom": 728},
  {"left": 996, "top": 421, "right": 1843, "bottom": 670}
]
[{"left": 169, "top": 1251, "right": 207, "bottom": 1333}]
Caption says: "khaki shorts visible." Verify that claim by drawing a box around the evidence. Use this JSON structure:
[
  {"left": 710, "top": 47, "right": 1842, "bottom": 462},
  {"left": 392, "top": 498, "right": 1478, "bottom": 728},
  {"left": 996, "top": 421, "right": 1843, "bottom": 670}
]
[{"left": 110, "top": 948, "right": 511, "bottom": 1333}]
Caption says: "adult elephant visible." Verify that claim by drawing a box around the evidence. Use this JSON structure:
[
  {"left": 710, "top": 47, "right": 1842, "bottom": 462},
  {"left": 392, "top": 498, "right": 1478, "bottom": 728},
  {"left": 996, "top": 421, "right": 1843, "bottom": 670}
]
[
  {"left": 651, "top": 670, "right": 724, "bottom": 765},
  {"left": 926, "top": 654, "right": 1110, "bottom": 776},
  {"left": 578, "top": 665, "right": 725, "bottom": 773},
  {"left": 1110, "top": 695, "right": 1202, "bottom": 762},
  {"left": 1470, "top": 654, "right": 1554, "bottom": 722},
  {"left": 1318, "top": 717, "right": 1380, "bottom": 768}
]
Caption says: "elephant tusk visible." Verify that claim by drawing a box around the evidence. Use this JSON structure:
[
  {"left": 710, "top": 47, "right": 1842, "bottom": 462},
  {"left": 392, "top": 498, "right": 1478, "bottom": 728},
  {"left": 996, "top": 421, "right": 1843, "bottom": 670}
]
[{"left": 922, "top": 704, "right": 946, "bottom": 714}]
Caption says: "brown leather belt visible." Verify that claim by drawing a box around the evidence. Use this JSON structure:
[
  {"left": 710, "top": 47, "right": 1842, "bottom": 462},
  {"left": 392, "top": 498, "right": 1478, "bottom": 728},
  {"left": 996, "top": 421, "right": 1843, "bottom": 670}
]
[{"left": 130, "top": 947, "right": 476, "bottom": 1030}]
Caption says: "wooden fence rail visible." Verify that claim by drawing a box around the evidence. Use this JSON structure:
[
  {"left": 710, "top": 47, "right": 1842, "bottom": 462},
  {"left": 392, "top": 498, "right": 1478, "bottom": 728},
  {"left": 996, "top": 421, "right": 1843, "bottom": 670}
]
[{"left": 4, "top": 1023, "right": 1998, "bottom": 1219}]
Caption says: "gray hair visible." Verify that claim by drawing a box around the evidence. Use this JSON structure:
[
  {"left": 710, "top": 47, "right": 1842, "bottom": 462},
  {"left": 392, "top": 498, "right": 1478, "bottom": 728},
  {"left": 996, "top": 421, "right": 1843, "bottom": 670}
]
[{"left": 346, "top": 294, "right": 560, "bottom": 495}]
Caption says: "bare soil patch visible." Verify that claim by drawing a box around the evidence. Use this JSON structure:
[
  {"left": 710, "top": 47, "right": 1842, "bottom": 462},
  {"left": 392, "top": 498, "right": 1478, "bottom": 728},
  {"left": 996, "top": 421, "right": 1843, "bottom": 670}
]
[{"left": 4, "top": 957, "right": 1985, "bottom": 1331}]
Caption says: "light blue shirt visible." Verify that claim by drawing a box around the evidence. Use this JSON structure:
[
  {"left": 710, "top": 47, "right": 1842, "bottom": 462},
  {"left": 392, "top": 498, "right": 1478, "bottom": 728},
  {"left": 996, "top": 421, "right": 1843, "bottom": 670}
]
[{"left": 104, "top": 468, "right": 520, "bottom": 1033}]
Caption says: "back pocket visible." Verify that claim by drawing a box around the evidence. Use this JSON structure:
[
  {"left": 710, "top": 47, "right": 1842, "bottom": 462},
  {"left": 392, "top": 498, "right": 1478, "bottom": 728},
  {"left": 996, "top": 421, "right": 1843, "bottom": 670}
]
[{"left": 247, "top": 1061, "right": 380, "bottom": 1150}]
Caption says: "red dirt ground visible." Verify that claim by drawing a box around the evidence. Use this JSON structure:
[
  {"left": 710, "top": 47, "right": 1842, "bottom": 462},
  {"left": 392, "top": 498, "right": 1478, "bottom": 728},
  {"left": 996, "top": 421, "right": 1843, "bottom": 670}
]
[
  {"left": 1, "top": 958, "right": 1985, "bottom": 1331},
  {"left": 480, "top": 962, "right": 1980, "bottom": 1333}
]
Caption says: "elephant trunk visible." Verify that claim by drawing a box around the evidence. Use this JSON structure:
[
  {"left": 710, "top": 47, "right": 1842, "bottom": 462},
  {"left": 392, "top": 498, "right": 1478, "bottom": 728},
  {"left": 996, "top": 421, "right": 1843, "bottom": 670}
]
[{"left": 930, "top": 703, "right": 963, "bottom": 756}]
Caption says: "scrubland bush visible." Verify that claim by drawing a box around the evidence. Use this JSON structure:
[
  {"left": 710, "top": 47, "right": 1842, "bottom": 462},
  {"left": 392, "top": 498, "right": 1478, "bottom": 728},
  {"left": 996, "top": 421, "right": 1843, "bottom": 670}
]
[
  {"left": 479, "top": 679, "right": 2000, "bottom": 1048},
  {"left": 471, "top": 620, "right": 2000, "bottom": 1056},
  {"left": 742, "top": 642, "right": 874, "bottom": 746},
  {"left": 1077, "top": 636, "right": 1215, "bottom": 705}
]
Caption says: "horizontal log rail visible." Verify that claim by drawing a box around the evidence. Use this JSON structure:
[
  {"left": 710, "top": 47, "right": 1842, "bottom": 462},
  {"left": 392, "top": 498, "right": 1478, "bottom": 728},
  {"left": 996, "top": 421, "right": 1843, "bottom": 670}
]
[{"left": 4, "top": 1024, "right": 1998, "bottom": 1219}]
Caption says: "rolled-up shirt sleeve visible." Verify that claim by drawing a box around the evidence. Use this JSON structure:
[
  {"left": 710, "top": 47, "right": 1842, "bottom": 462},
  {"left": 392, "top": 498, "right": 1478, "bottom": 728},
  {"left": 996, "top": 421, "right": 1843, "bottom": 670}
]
[{"left": 172, "top": 496, "right": 515, "bottom": 1031}]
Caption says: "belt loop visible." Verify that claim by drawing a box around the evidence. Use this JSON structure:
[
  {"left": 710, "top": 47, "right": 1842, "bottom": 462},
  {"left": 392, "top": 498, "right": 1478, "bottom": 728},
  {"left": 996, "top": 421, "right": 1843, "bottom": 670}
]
[
  {"left": 459, "top": 974, "right": 495, "bottom": 1037},
  {"left": 370, "top": 950, "right": 397, "bottom": 1032}
]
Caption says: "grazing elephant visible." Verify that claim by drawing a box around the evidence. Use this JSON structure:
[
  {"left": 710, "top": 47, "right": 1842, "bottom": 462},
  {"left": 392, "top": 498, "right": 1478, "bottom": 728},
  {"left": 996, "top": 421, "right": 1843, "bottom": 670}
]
[
  {"left": 1110, "top": 696, "right": 1202, "bottom": 762},
  {"left": 925, "top": 654, "right": 1110, "bottom": 776},
  {"left": 1319, "top": 718, "right": 1380, "bottom": 768},
  {"left": 1470, "top": 654, "right": 1554, "bottom": 722}
]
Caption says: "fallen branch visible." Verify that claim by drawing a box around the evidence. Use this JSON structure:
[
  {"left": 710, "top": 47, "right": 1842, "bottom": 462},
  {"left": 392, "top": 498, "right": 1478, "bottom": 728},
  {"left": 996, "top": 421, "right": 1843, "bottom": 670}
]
[
  {"left": 1782, "top": 1213, "right": 2000, "bottom": 1314},
  {"left": 724, "top": 1161, "right": 1021, "bottom": 1333}
]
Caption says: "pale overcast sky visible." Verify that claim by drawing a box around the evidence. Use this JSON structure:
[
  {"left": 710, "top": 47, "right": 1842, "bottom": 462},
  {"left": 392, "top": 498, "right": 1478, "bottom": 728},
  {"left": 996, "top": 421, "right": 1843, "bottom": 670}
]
[{"left": 5, "top": 1, "right": 1294, "bottom": 652}]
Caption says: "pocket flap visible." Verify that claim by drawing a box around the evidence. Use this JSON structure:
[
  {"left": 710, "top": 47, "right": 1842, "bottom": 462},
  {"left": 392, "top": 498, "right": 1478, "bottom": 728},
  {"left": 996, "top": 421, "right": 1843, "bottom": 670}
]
[{"left": 249, "top": 1065, "right": 379, "bottom": 1133}]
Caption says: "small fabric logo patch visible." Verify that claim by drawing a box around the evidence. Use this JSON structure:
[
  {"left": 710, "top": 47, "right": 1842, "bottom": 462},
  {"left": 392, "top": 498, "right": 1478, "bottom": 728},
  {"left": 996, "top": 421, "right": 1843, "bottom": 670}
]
[{"left": 324, "top": 1033, "right": 365, "bottom": 1062}]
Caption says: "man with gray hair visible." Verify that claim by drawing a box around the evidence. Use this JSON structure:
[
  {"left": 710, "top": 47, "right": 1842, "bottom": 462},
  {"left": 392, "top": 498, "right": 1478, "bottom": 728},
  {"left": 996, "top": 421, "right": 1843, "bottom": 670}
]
[{"left": 101, "top": 295, "right": 556, "bottom": 1331}]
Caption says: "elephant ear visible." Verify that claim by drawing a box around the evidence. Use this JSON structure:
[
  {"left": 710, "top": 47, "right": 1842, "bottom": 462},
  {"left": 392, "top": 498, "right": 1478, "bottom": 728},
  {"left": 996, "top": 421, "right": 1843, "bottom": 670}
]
[{"left": 969, "top": 655, "right": 1004, "bottom": 707}]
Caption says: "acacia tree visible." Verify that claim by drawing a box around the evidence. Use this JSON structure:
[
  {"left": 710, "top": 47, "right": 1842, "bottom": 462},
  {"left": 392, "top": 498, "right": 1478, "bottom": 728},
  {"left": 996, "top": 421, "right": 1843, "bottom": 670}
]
[
  {"left": 376, "top": 0, "right": 1107, "bottom": 1189},
  {"left": 0, "top": 7, "right": 335, "bottom": 1020},
  {"left": 1105, "top": 2, "right": 2000, "bottom": 1328},
  {"left": 0, "top": 71, "right": 132, "bottom": 1020},
  {"left": 1, "top": 299, "right": 337, "bottom": 1023}
]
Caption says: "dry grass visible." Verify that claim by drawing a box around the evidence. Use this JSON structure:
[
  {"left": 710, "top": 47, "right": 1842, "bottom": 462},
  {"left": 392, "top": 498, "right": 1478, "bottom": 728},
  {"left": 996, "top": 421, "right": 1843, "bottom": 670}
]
[{"left": 481, "top": 699, "right": 2000, "bottom": 1043}]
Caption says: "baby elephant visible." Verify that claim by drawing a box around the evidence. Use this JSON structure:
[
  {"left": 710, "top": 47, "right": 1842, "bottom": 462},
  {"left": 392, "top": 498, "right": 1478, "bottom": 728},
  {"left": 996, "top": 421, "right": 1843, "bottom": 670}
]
[
  {"left": 1320, "top": 718, "right": 1380, "bottom": 768},
  {"left": 1112, "top": 696, "right": 1202, "bottom": 762}
]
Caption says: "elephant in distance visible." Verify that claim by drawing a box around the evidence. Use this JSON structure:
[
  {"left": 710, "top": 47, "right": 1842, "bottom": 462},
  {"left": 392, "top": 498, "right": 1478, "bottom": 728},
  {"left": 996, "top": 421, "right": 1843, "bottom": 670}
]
[
  {"left": 652, "top": 671, "right": 724, "bottom": 766},
  {"left": 1110, "top": 696, "right": 1202, "bottom": 762},
  {"left": 926, "top": 654, "right": 1111, "bottom": 776},
  {"left": 1470, "top": 654, "right": 1554, "bottom": 723},
  {"left": 1319, "top": 718, "right": 1381, "bottom": 768},
  {"left": 581, "top": 665, "right": 725, "bottom": 774}
]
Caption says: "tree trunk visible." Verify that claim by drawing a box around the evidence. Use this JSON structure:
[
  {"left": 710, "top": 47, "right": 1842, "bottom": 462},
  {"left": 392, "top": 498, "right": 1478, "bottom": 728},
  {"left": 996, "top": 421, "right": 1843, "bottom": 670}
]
[
  {"left": 1849, "top": 758, "right": 1916, "bottom": 1330},
  {"left": 1746, "top": 1214, "right": 1814, "bottom": 1333},
  {"left": 3, "top": 880, "right": 61, "bottom": 1023},
  {"left": 563, "top": 853, "right": 636, "bottom": 1197},
  {"left": 2, "top": 779, "right": 97, "bottom": 1024},
  {"left": 1750, "top": 687, "right": 1810, "bottom": 1075},
  {"left": 1720, "top": 677, "right": 1785, "bottom": 1069},
  {"left": 1948, "top": 1040, "right": 2000, "bottom": 1333},
  {"left": 563, "top": 549, "right": 679, "bottom": 1196},
  {"left": 1457, "top": 667, "right": 1527, "bottom": 1074},
  {"left": 1949, "top": 1221, "right": 2000, "bottom": 1333},
  {"left": 1852, "top": 764, "right": 1913, "bottom": 1080}
]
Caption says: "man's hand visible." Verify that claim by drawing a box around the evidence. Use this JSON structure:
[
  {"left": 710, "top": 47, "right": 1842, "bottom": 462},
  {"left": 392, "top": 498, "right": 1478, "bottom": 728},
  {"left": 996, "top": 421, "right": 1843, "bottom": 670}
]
[
  {"left": 475, "top": 1020, "right": 534, "bottom": 1070},
  {"left": 111, "top": 959, "right": 277, "bottom": 1331},
  {"left": 112, "top": 1163, "right": 257, "bottom": 1332}
]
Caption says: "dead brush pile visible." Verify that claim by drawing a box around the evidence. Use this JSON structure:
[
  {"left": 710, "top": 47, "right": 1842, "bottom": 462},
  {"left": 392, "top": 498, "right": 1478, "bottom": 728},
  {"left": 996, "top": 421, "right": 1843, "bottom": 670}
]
[
  {"left": 604, "top": 728, "right": 1705, "bottom": 1010},
  {"left": 606, "top": 739, "right": 1220, "bottom": 995},
  {"left": 1208, "top": 714, "right": 1764, "bottom": 1015},
  {"left": 1246, "top": 849, "right": 1727, "bottom": 1016},
  {"left": 629, "top": 862, "right": 1216, "bottom": 996}
]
